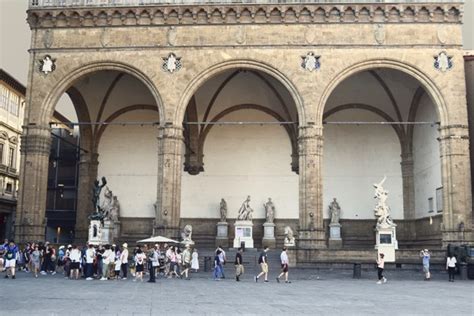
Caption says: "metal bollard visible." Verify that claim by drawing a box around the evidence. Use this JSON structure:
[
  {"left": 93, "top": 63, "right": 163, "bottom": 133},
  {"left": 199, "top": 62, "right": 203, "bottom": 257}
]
[{"left": 459, "top": 262, "right": 468, "bottom": 280}]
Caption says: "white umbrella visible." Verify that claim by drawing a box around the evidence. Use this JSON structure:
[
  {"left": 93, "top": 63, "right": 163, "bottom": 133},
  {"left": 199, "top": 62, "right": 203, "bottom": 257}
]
[{"left": 137, "top": 236, "right": 179, "bottom": 244}]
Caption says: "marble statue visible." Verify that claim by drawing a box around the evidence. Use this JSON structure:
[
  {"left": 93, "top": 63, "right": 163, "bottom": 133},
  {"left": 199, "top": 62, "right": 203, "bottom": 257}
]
[
  {"left": 329, "top": 198, "right": 341, "bottom": 224},
  {"left": 373, "top": 176, "right": 395, "bottom": 227},
  {"left": 284, "top": 226, "right": 295, "bottom": 246},
  {"left": 88, "top": 176, "right": 107, "bottom": 221},
  {"left": 237, "top": 195, "right": 254, "bottom": 221},
  {"left": 219, "top": 198, "right": 227, "bottom": 222},
  {"left": 264, "top": 198, "right": 275, "bottom": 223},
  {"left": 181, "top": 224, "right": 193, "bottom": 244},
  {"left": 101, "top": 186, "right": 120, "bottom": 222}
]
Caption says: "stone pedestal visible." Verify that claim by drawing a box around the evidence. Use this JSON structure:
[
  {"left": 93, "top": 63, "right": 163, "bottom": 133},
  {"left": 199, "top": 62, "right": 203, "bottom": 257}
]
[
  {"left": 113, "top": 220, "right": 121, "bottom": 240},
  {"left": 286, "top": 248, "right": 297, "bottom": 268},
  {"left": 233, "top": 220, "right": 254, "bottom": 248},
  {"left": 375, "top": 225, "right": 398, "bottom": 262},
  {"left": 328, "top": 223, "right": 342, "bottom": 249},
  {"left": 262, "top": 222, "right": 276, "bottom": 248},
  {"left": 215, "top": 222, "right": 229, "bottom": 247},
  {"left": 88, "top": 219, "right": 114, "bottom": 245}
]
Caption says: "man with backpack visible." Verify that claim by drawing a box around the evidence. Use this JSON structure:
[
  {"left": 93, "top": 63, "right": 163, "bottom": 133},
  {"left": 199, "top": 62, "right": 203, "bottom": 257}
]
[
  {"left": 4, "top": 240, "right": 18, "bottom": 279},
  {"left": 254, "top": 246, "right": 269, "bottom": 283}
]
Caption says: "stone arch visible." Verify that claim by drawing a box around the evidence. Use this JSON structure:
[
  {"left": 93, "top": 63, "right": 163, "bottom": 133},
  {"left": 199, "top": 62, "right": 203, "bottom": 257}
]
[
  {"left": 317, "top": 59, "right": 447, "bottom": 126},
  {"left": 175, "top": 59, "right": 306, "bottom": 126},
  {"left": 40, "top": 61, "right": 165, "bottom": 126}
]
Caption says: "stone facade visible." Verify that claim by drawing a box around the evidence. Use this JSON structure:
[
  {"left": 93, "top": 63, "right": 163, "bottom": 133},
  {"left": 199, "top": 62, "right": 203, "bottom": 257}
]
[{"left": 16, "top": 1, "right": 473, "bottom": 263}]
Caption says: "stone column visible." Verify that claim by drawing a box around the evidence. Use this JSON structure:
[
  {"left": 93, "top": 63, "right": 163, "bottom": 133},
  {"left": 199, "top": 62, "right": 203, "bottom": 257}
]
[
  {"left": 400, "top": 150, "right": 416, "bottom": 241},
  {"left": 74, "top": 152, "right": 99, "bottom": 243},
  {"left": 439, "top": 125, "right": 473, "bottom": 246},
  {"left": 154, "top": 124, "right": 183, "bottom": 239},
  {"left": 15, "top": 125, "right": 52, "bottom": 243},
  {"left": 298, "top": 125, "right": 326, "bottom": 249}
]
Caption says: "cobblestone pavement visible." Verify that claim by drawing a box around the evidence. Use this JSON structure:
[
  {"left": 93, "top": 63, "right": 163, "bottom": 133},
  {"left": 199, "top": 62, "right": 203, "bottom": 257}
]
[{"left": 0, "top": 269, "right": 472, "bottom": 315}]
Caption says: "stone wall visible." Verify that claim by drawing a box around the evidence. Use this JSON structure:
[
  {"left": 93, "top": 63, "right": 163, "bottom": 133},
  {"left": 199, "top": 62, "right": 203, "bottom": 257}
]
[{"left": 465, "top": 56, "right": 474, "bottom": 219}]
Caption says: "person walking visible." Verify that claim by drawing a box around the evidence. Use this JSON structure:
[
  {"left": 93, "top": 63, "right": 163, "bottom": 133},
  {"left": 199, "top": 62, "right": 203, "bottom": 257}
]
[
  {"left": 4, "top": 240, "right": 18, "bottom": 279},
  {"left": 31, "top": 244, "right": 41, "bottom": 278},
  {"left": 234, "top": 247, "right": 244, "bottom": 282},
  {"left": 69, "top": 245, "right": 82, "bottom": 280},
  {"left": 114, "top": 245, "right": 121, "bottom": 280},
  {"left": 420, "top": 249, "right": 431, "bottom": 280},
  {"left": 148, "top": 244, "right": 160, "bottom": 283},
  {"left": 120, "top": 243, "right": 129, "bottom": 280},
  {"left": 276, "top": 247, "right": 290, "bottom": 284},
  {"left": 191, "top": 248, "right": 199, "bottom": 273},
  {"left": 216, "top": 246, "right": 227, "bottom": 279},
  {"left": 180, "top": 244, "right": 192, "bottom": 280},
  {"left": 213, "top": 250, "right": 223, "bottom": 281},
  {"left": 255, "top": 246, "right": 269, "bottom": 283},
  {"left": 446, "top": 254, "right": 457, "bottom": 282},
  {"left": 376, "top": 253, "right": 387, "bottom": 284}
]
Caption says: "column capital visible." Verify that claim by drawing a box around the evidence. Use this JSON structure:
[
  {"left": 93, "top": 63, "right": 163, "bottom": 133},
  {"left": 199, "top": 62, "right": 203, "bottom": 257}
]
[{"left": 20, "top": 125, "right": 52, "bottom": 156}]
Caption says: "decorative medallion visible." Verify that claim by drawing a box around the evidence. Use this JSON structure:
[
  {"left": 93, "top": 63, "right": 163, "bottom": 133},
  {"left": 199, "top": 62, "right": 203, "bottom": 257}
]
[
  {"left": 436, "top": 25, "right": 449, "bottom": 45},
  {"left": 99, "top": 28, "right": 110, "bottom": 48},
  {"left": 374, "top": 24, "right": 385, "bottom": 45},
  {"left": 433, "top": 51, "right": 453, "bottom": 72},
  {"left": 235, "top": 25, "right": 246, "bottom": 45},
  {"left": 162, "top": 53, "right": 182, "bottom": 73},
  {"left": 43, "top": 29, "right": 54, "bottom": 48},
  {"left": 39, "top": 55, "right": 56, "bottom": 75},
  {"left": 304, "top": 25, "right": 316, "bottom": 44},
  {"left": 301, "top": 52, "right": 321, "bottom": 72},
  {"left": 167, "top": 26, "right": 177, "bottom": 46}
]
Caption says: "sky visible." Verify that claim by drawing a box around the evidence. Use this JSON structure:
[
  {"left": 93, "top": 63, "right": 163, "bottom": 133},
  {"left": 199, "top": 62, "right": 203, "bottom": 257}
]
[{"left": 0, "top": 0, "right": 473, "bottom": 118}]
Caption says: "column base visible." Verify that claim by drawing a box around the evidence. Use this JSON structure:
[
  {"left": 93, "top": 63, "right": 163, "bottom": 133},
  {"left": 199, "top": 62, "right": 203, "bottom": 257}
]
[
  {"left": 442, "top": 230, "right": 474, "bottom": 248},
  {"left": 15, "top": 223, "right": 45, "bottom": 243},
  {"left": 298, "top": 229, "right": 326, "bottom": 249},
  {"left": 328, "top": 239, "right": 343, "bottom": 249}
]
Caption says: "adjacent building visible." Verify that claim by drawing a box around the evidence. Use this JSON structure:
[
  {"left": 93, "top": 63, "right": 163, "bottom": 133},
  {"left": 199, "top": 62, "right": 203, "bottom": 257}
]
[{"left": 0, "top": 69, "right": 25, "bottom": 240}]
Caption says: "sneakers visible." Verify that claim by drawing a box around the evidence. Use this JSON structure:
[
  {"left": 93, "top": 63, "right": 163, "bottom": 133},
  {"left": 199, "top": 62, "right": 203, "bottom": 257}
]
[
  {"left": 276, "top": 277, "right": 280, "bottom": 283},
  {"left": 51, "top": 271, "right": 56, "bottom": 275},
  {"left": 40, "top": 271, "right": 47, "bottom": 275},
  {"left": 376, "top": 280, "right": 382, "bottom": 284},
  {"left": 285, "top": 281, "right": 291, "bottom": 284},
  {"left": 4, "top": 275, "right": 8, "bottom": 279},
  {"left": 383, "top": 277, "right": 387, "bottom": 284},
  {"left": 122, "top": 277, "right": 127, "bottom": 280},
  {"left": 254, "top": 275, "right": 258, "bottom": 283},
  {"left": 264, "top": 280, "right": 269, "bottom": 283},
  {"left": 12, "top": 276, "right": 16, "bottom": 279},
  {"left": 86, "top": 277, "right": 93, "bottom": 281},
  {"left": 100, "top": 277, "right": 107, "bottom": 281}
]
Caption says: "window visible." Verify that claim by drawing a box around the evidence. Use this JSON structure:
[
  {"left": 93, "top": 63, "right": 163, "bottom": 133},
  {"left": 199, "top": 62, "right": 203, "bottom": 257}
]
[
  {"left": 9, "top": 93, "right": 19, "bottom": 116},
  {"left": 0, "top": 86, "right": 8, "bottom": 111},
  {"left": 8, "top": 147, "right": 15, "bottom": 168},
  {"left": 5, "top": 183, "right": 12, "bottom": 193},
  {"left": 428, "top": 197, "right": 434, "bottom": 213},
  {"left": 0, "top": 143, "right": 3, "bottom": 164},
  {"left": 436, "top": 187, "right": 443, "bottom": 213}
]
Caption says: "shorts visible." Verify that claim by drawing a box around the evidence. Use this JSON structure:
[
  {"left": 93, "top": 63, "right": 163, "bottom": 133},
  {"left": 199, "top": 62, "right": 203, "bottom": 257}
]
[
  {"left": 5, "top": 259, "right": 16, "bottom": 268},
  {"left": 260, "top": 263, "right": 268, "bottom": 273},
  {"left": 136, "top": 264, "right": 144, "bottom": 272},
  {"left": 281, "top": 264, "right": 288, "bottom": 273},
  {"left": 70, "top": 262, "right": 80, "bottom": 270},
  {"left": 183, "top": 262, "right": 191, "bottom": 269},
  {"left": 423, "top": 264, "right": 430, "bottom": 273},
  {"left": 235, "top": 264, "right": 244, "bottom": 276},
  {"left": 32, "top": 261, "right": 40, "bottom": 269}
]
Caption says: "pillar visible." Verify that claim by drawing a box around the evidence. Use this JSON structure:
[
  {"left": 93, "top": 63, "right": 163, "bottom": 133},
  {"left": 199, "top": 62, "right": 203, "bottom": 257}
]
[
  {"left": 400, "top": 150, "right": 416, "bottom": 241},
  {"left": 15, "top": 125, "right": 51, "bottom": 243},
  {"left": 74, "top": 152, "right": 99, "bottom": 243},
  {"left": 439, "top": 125, "right": 473, "bottom": 246},
  {"left": 298, "top": 124, "right": 326, "bottom": 249},
  {"left": 154, "top": 124, "right": 183, "bottom": 239}
]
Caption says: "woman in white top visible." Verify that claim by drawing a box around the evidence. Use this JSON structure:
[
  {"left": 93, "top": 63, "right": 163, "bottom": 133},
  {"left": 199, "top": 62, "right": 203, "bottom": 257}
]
[
  {"left": 120, "top": 243, "right": 129, "bottom": 280},
  {"left": 69, "top": 245, "right": 82, "bottom": 280},
  {"left": 446, "top": 254, "right": 457, "bottom": 282},
  {"left": 134, "top": 249, "right": 147, "bottom": 282},
  {"left": 191, "top": 249, "right": 199, "bottom": 272}
]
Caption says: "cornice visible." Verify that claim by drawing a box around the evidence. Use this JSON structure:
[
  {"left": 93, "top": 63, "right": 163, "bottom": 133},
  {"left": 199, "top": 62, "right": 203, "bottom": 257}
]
[{"left": 27, "top": 3, "right": 463, "bottom": 29}]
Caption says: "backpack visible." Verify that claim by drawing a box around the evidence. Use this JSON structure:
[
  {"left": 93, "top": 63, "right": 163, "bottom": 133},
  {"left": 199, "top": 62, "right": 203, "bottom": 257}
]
[{"left": 258, "top": 253, "right": 265, "bottom": 264}]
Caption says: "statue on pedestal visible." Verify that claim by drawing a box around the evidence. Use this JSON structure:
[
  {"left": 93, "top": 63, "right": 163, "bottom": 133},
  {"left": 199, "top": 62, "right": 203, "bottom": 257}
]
[
  {"left": 88, "top": 176, "right": 107, "bottom": 221},
  {"left": 373, "top": 176, "right": 395, "bottom": 228},
  {"left": 219, "top": 198, "right": 227, "bottom": 222},
  {"left": 181, "top": 224, "right": 194, "bottom": 244},
  {"left": 284, "top": 226, "right": 295, "bottom": 246},
  {"left": 263, "top": 198, "right": 275, "bottom": 223},
  {"left": 101, "top": 186, "right": 120, "bottom": 222},
  {"left": 237, "top": 195, "right": 253, "bottom": 221},
  {"left": 329, "top": 198, "right": 341, "bottom": 224}
]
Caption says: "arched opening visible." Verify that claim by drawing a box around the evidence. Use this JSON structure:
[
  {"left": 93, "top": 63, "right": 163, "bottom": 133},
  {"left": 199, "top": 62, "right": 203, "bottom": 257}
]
[
  {"left": 180, "top": 68, "right": 301, "bottom": 247},
  {"left": 45, "top": 69, "right": 160, "bottom": 243},
  {"left": 322, "top": 68, "right": 443, "bottom": 249}
]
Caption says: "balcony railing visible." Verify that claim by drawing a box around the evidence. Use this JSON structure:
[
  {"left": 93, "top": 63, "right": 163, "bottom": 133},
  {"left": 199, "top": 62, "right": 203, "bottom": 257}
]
[{"left": 29, "top": 0, "right": 464, "bottom": 9}]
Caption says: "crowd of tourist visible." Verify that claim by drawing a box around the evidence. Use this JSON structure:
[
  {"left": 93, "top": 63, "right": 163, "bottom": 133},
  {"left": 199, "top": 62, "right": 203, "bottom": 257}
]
[
  {"left": 0, "top": 239, "right": 200, "bottom": 283},
  {"left": 0, "top": 239, "right": 462, "bottom": 283}
]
